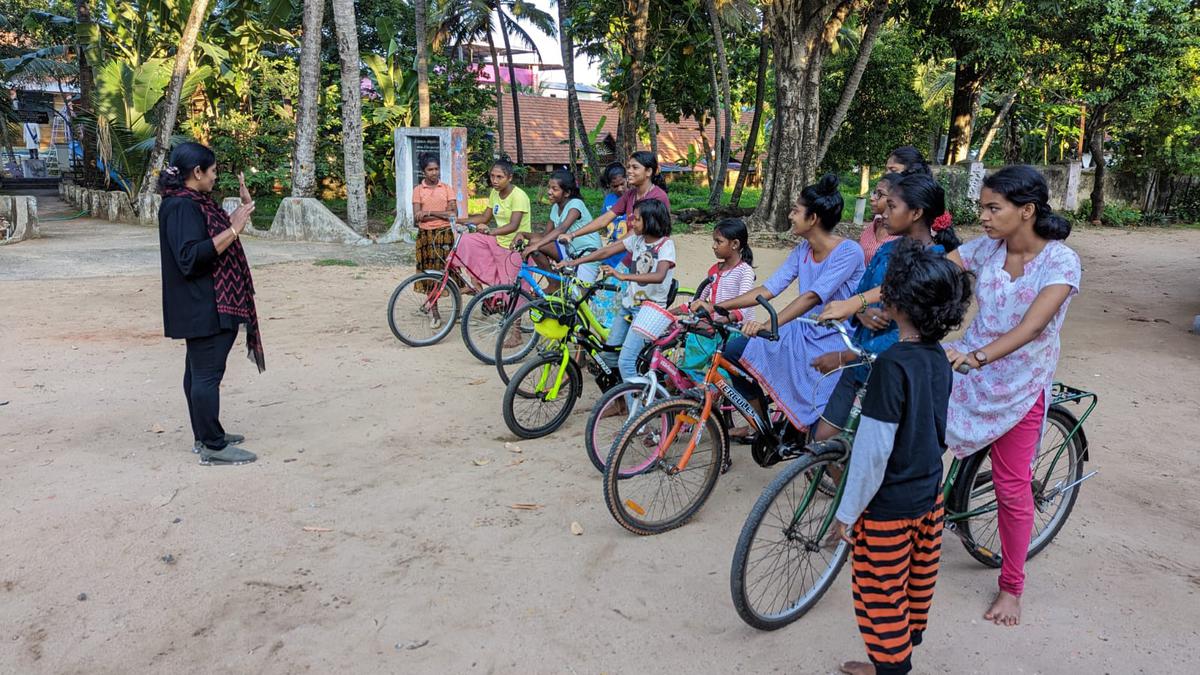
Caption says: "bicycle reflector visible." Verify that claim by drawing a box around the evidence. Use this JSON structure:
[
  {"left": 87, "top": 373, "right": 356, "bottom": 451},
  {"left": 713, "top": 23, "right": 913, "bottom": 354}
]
[{"left": 529, "top": 300, "right": 574, "bottom": 340}]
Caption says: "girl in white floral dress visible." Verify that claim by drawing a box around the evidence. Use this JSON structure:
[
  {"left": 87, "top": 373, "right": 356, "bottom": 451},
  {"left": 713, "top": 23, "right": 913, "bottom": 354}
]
[{"left": 943, "top": 165, "right": 1082, "bottom": 628}]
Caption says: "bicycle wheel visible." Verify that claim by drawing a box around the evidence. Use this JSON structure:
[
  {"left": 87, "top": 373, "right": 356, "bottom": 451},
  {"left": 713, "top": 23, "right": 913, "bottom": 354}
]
[
  {"left": 950, "top": 406, "right": 1085, "bottom": 568},
  {"left": 502, "top": 352, "right": 583, "bottom": 439},
  {"left": 461, "top": 284, "right": 533, "bottom": 364},
  {"left": 584, "top": 381, "right": 665, "bottom": 474},
  {"left": 387, "top": 272, "right": 460, "bottom": 347},
  {"left": 730, "top": 446, "right": 851, "bottom": 630},
  {"left": 603, "top": 396, "right": 727, "bottom": 535},
  {"left": 494, "top": 301, "right": 551, "bottom": 385}
]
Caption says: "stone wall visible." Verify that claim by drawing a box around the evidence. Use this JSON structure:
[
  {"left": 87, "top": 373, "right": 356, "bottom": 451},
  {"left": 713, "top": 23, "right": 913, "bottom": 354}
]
[
  {"left": 933, "top": 161, "right": 1143, "bottom": 213},
  {"left": 59, "top": 182, "right": 157, "bottom": 226},
  {"left": 0, "top": 195, "right": 39, "bottom": 244}
]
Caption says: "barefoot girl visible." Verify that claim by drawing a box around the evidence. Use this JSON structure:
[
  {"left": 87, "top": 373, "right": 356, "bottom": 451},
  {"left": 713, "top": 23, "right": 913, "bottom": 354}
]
[
  {"left": 515, "top": 169, "right": 601, "bottom": 281},
  {"left": 458, "top": 159, "right": 531, "bottom": 290},
  {"left": 943, "top": 165, "right": 1081, "bottom": 627},
  {"left": 557, "top": 198, "right": 675, "bottom": 382},
  {"left": 831, "top": 240, "right": 973, "bottom": 675},
  {"left": 411, "top": 153, "right": 462, "bottom": 296},
  {"left": 694, "top": 174, "right": 865, "bottom": 442},
  {"left": 859, "top": 174, "right": 899, "bottom": 264},
  {"left": 813, "top": 173, "right": 960, "bottom": 445}
]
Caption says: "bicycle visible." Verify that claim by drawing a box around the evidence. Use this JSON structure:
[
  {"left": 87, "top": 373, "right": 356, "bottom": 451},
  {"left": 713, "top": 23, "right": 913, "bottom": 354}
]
[
  {"left": 728, "top": 319, "right": 1098, "bottom": 630},
  {"left": 459, "top": 243, "right": 590, "bottom": 364},
  {"left": 386, "top": 220, "right": 499, "bottom": 347},
  {"left": 583, "top": 278, "right": 741, "bottom": 474},
  {"left": 500, "top": 273, "right": 626, "bottom": 439},
  {"left": 493, "top": 276, "right": 698, "bottom": 387},
  {"left": 602, "top": 297, "right": 806, "bottom": 536}
]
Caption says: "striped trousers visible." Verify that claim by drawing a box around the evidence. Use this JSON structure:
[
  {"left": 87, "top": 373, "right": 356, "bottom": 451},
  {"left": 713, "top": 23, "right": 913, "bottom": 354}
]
[{"left": 851, "top": 497, "right": 944, "bottom": 675}]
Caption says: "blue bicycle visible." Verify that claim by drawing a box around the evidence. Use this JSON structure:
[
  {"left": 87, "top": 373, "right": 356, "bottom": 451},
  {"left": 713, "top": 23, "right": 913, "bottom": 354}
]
[{"left": 459, "top": 244, "right": 593, "bottom": 364}]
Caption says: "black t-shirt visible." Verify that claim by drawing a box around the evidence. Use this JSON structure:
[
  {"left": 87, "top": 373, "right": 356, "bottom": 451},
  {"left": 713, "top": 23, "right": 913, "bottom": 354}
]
[{"left": 861, "top": 341, "right": 952, "bottom": 519}]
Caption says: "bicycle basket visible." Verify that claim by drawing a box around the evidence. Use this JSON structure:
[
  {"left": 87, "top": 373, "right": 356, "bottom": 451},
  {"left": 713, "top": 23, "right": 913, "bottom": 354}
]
[
  {"left": 528, "top": 298, "right": 576, "bottom": 341},
  {"left": 631, "top": 302, "right": 677, "bottom": 340}
]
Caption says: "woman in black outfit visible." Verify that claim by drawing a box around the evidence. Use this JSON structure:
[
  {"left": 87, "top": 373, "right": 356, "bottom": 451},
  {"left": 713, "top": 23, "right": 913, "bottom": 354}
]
[{"left": 158, "top": 142, "right": 263, "bottom": 465}]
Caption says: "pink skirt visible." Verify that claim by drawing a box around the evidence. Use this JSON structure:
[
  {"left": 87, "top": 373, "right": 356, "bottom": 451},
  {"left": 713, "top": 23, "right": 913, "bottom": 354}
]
[{"left": 454, "top": 233, "right": 521, "bottom": 287}]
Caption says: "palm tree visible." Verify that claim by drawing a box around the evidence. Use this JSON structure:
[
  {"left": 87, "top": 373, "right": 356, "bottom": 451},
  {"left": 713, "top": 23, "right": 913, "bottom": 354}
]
[
  {"left": 415, "top": 0, "right": 431, "bottom": 126},
  {"left": 494, "top": 0, "right": 556, "bottom": 165},
  {"left": 330, "top": 0, "right": 368, "bottom": 232},
  {"left": 138, "top": 0, "right": 212, "bottom": 204},
  {"left": 556, "top": 0, "right": 599, "bottom": 182},
  {"left": 428, "top": 1, "right": 507, "bottom": 157},
  {"left": 292, "top": 0, "right": 325, "bottom": 198}
]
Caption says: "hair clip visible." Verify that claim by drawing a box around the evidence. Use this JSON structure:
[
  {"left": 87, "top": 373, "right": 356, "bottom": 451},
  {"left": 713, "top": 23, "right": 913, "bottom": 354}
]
[{"left": 163, "top": 166, "right": 179, "bottom": 176}]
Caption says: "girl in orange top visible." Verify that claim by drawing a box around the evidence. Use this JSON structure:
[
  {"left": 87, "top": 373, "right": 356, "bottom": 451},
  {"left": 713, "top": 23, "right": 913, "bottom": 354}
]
[{"left": 412, "top": 153, "right": 461, "bottom": 292}]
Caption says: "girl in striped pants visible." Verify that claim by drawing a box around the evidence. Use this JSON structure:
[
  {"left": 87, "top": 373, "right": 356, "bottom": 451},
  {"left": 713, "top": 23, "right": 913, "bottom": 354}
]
[{"left": 830, "top": 240, "right": 973, "bottom": 675}]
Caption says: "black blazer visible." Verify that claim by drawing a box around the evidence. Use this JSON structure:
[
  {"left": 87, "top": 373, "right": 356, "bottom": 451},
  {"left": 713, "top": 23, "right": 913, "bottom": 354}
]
[{"left": 159, "top": 196, "right": 221, "bottom": 339}]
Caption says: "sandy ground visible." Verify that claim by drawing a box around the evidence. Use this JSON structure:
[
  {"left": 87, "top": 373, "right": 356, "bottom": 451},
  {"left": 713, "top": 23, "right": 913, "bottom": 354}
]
[{"left": 2, "top": 197, "right": 1200, "bottom": 674}]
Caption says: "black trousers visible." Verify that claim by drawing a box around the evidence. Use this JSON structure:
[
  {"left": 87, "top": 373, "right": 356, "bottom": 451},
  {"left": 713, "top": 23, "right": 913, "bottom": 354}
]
[{"left": 183, "top": 329, "right": 237, "bottom": 450}]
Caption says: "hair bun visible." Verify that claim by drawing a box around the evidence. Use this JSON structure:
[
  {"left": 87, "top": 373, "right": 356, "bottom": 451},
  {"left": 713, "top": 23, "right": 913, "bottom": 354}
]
[{"left": 816, "top": 172, "right": 840, "bottom": 196}]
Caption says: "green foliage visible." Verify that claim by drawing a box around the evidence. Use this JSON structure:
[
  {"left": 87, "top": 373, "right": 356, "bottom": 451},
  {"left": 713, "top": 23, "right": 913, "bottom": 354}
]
[
  {"left": 208, "top": 110, "right": 294, "bottom": 194},
  {"left": 1074, "top": 199, "right": 1144, "bottom": 227},
  {"left": 820, "top": 26, "right": 935, "bottom": 172}
]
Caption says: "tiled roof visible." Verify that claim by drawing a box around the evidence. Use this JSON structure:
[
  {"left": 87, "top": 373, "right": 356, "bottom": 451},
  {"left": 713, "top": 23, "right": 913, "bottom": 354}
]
[{"left": 491, "top": 94, "right": 753, "bottom": 167}]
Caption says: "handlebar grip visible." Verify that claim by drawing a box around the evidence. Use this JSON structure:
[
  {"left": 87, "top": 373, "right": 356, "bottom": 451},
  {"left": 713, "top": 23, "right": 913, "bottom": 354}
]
[{"left": 598, "top": 282, "right": 621, "bottom": 293}]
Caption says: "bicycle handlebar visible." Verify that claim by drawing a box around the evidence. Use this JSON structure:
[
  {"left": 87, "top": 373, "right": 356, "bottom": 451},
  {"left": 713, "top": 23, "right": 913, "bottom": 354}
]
[{"left": 751, "top": 295, "right": 779, "bottom": 341}]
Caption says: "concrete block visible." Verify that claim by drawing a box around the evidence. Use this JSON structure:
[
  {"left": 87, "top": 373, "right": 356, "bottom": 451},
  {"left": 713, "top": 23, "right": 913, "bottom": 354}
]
[
  {"left": 967, "top": 161, "right": 987, "bottom": 201},
  {"left": 258, "top": 197, "right": 370, "bottom": 245},
  {"left": 135, "top": 193, "right": 161, "bottom": 227},
  {"left": 0, "top": 195, "right": 40, "bottom": 244},
  {"left": 106, "top": 191, "right": 134, "bottom": 221}
]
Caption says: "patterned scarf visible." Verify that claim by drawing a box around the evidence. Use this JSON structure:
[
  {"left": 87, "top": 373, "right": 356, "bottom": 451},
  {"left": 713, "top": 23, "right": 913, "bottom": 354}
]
[{"left": 163, "top": 186, "right": 265, "bottom": 372}]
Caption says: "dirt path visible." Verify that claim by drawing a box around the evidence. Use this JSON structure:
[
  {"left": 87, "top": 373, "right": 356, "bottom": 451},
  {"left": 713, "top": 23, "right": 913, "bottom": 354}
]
[{"left": 1, "top": 208, "right": 1199, "bottom": 674}]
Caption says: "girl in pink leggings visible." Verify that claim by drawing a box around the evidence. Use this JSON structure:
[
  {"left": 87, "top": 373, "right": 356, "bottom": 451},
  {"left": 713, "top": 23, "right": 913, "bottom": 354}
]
[{"left": 943, "top": 165, "right": 1082, "bottom": 627}]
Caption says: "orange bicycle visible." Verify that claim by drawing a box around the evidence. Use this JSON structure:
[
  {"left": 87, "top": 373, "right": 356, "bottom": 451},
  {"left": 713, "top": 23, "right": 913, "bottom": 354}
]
[{"left": 603, "top": 296, "right": 806, "bottom": 535}]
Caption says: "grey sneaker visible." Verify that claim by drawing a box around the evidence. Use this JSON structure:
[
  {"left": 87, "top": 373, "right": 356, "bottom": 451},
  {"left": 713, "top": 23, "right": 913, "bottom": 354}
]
[
  {"left": 191, "top": 433, "right": 246, "bottom": 453},
  {"left": 198, "top": 445, "right": 258, "bottom": 466}
]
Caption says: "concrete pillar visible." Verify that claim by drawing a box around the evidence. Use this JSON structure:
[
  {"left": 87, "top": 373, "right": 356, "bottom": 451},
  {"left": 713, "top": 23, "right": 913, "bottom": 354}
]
[
  {"left": 967, "top": 161, "right": 987, "bottom": 201},
  {"left": 0, "top": 195, "right": 40, "bottom": 244},
  {"left": 1064, "top": 161, "right": 1082, "bottom": 212}
]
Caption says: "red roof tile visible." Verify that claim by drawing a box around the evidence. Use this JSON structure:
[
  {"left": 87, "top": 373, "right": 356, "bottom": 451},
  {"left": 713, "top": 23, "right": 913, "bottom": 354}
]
[{"left": 490, "top": 94, "right": 752, "bottom": 167}]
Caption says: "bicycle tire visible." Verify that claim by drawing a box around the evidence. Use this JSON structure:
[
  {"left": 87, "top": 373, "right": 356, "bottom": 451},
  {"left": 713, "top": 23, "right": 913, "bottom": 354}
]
[
  {"left": 494, "top": 301, "right": 553, "bottom": 385},
  {"left": 730, "top": 446, "right": 851, "bottom": 630},
  {"left": 603, "top": 396, "right": 728, "bottom": 535},
  {"left": 584, "top": 381, "right": 665, "bottom": 474},
  {"left": 949, "top": 406, "right": 1085, "bottom": 568},
  {"left": 387, "top": 272, "right": 460, "bottom": 347},
  {"left": 461, "top": 284, "right": 533, "bottom": 364},
  {"left": 502, "top": 353, "right": 583, "bottom": 439}
]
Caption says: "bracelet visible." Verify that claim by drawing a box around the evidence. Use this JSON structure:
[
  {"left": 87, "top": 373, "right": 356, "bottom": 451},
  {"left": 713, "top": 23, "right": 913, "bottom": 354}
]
[
  {"left": 230, "top": 227, "right": 239, "bottom": 240},
  {"left": 858, "top": 293, "right": 868, "bottom": 312}
]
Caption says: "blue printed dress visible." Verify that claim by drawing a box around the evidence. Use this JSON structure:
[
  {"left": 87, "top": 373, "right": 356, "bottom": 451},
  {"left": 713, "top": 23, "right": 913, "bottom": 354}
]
[{"left": 738, "top": 240, "right": 865, "bottom": 429}]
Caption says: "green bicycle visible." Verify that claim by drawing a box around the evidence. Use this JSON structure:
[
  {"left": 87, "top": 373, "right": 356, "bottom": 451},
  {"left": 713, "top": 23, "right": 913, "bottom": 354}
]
[
  {"left": 499, "top": 275, "right": 623, "bottom": 439},
  {"left": 729, "top": 318, "right": 1098, "bottom": 631}
]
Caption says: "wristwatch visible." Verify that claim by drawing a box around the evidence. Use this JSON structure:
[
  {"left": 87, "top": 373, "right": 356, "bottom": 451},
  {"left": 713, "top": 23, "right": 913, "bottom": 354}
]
[{"left": 972, "top": 350, "right": 989, "bottom": 366}]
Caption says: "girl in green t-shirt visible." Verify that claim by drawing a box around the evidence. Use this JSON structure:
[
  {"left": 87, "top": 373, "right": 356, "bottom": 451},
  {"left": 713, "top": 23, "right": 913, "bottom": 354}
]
[{"left": 458, "top": 159, "right": 532, "bottom": 290}]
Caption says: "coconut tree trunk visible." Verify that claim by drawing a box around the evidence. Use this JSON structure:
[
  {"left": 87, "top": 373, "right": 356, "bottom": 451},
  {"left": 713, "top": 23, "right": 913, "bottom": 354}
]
[
  {"left": 558, "top": 0, "right": 599, "bottom": 182},
  {"left": 616, "top": 0, "right": 650, "bottom": 161},
  {"left": 330, "top": 0, "right": 368, "bottom": 232},
  {"left": 816, "top": 0, "right": 888, "bottom": 165},
  {"left": 292, "top": 0, "right": 325, "bottom": 198},
  {"left": 706, "top": 60, "right": 720, "bottom": 189},
  {"left": 138, "top": 0, "right": 212, "bottom": 201},
  {"left": 416, "top": 0, "right": 431, "bottom": 126},
  {"left": 485, "top": 29, "right": 506, "bottom": 158},
  {"left": 1088, "top": 107, "right": 1107, "bottom": 223},
  {"left": 731, "top": 29, "right": 768, "bottom": 208},
  {"left": 942, "top": 57, "right": 985, "bottom": 165},
  {"left": 976, "top": 84, "right": 1023, "bottom": 163},
  {"left": 751, "top": 0, "right": 855, "bottom": 232},
  {"left": 646, "top": 94, "right": 659, "bottom": 158},
  {"left": 497, "top": 7, "right": 524, "bottom": 164},
  {"left": 705, "top": 0, "right": 732, "bottom": 207},
  {"left": 74, "top": 0, "right": 98, "bottom": 185}
]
